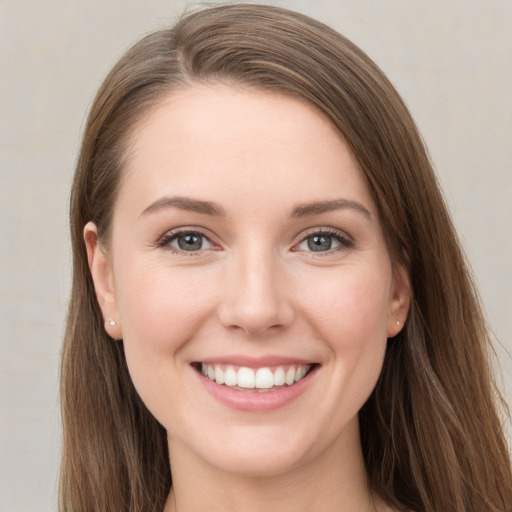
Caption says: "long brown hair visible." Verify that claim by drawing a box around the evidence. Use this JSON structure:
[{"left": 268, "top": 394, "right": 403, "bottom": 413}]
[{"left": 60, "top": 4, "right": 512, "bottom": 511}]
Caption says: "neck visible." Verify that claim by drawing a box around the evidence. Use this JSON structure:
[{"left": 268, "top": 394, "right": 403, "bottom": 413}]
[{"left": 164, "top": 421, "right": 383, "bottom": 512}]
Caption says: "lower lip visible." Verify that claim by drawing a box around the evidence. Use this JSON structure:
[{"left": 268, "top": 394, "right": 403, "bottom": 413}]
[{"left": 196, "top": 366, "right": 318, "bottom": 412}]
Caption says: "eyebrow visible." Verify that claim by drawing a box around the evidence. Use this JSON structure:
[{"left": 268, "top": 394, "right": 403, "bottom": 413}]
[
  {"left": 140, "top": 195, "right": 371, "bottom": 220},
  {"left": 290, "top": 199, "right": 372, "bottom": 219},
  {"left": 140, "top": 196, "right": 225, "bottom": 217}
]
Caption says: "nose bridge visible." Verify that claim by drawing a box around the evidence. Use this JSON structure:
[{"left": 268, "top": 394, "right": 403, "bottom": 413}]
[{"left": 218, "top": 241, "right": 293, "bottom": 334}]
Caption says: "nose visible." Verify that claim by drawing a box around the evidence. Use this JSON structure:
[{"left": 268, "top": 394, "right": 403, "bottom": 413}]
[{"left": 217, "top": 248, "right": 294, "bottom": 335}]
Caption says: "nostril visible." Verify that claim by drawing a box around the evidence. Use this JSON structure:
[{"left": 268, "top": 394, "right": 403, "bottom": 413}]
[{"left": 217, "top": 277, "right": 295, "bottom": 334}]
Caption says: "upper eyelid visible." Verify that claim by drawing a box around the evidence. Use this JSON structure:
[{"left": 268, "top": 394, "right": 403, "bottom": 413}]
[
  {"left": 158, "top": 226, "right": 214, "bottom": 241},
  {"left": 295, "top": 226, "right": 353, "bottom": 243}
]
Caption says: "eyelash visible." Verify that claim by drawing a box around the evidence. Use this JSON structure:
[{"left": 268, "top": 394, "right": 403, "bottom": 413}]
[
  {"left": 293, "top": 228, "right": 354, "bottom": 256},
  {"left": 155, "top": 227, "right": 354, "bottom": 255},
  {"left": 156, "top": 228, "right": 215, "bottom": 255}
]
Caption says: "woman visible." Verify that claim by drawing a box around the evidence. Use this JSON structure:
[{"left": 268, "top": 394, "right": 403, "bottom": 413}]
[{"left": 60, "top": 4, "right": 512, "bottom": 511}]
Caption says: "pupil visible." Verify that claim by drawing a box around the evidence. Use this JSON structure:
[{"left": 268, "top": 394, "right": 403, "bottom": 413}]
[
  {"left": 308, "top": 235, "right": 332, "bottom": 252},
  {"left": 178, "top": 234, "right": 202, "bottom": 251}
]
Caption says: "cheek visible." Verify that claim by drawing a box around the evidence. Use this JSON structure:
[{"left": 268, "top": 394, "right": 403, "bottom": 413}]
[
  {"left": 117, "top": 264, "right": 216, "bottom": 350},
  {"left": 306, "top": 267, "right": 391, "bottom": 418},
  {"left": 113, "top": 265, "right": 220, "bottom": 424},
  {"left": 301, "top": 264, "right": 391, "bottom": 403},
  {"left": 113, "top": 265, "right": 220, "bottom": 411},
  {"left": 302, "top": 265, "right": 392, "bottom": 347}
]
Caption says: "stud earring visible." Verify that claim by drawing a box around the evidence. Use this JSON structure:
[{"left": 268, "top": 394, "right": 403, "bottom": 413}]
[
  {"left": 396, "top": 320, "right": 400, "bottom": 326},
  {"left": 109, "top": 319, "right": 116, "bottom": 326}
]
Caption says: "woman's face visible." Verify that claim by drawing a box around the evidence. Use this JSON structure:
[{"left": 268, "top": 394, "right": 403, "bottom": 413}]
[{"left": 87, "top": 85, "right": 409, "bottom": 477}]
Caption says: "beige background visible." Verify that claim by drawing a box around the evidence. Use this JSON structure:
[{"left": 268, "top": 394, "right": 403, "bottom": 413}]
[{"left": 1, "top": 1, "right": 511, "bottom": 510}]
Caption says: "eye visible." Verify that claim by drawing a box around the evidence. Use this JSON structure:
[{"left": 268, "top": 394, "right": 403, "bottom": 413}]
[
  {"left": 295, "top": 230, "right": 353, "bottom": 253},
  {"left": 159, "top": 230, "right": 214, "bottom": 253}
]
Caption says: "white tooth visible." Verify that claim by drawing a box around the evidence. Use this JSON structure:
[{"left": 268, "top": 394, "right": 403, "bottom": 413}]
[
  {"left": 255, "top": 368, "right": 274, "bottom": 389},
  {"left": 207, "top": 365, "right": 215, "bottom": 381},
  {"left": 295, "top": 365, "right": 308, "bottom": 382},
  {"left": 273, "top": 366, "right": 285, "bottom": 386},
  {"left": 237, "top": 367, "right": 255, "bottom": 388},
  {"left": 285, "top": 366, "right": 296, "bottom": 385},
  {"left": 215, "top": 366, "right": 225, "bottom": 385},
  {"left": 299, "top": 365, "right": 308, "bottom": 381},
  {"left": 224, "top": 366, "right": 237, "bottom": 386},
  {"left": 201, "top": 363, "right": 208, "bottom": 376}
]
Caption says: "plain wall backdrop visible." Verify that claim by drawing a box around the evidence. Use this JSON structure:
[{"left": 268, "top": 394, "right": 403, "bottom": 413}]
[{"left": 1, "top": 0, "right": 511, "bottom": 510}]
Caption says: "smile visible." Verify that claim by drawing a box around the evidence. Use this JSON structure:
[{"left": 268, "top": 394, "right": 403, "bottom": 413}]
[
  {"left": 200, "top": 363, "right": 312, "bottom": 392},
  {"left": 193, "top": 358, "right": 319, "bottom": 411}
]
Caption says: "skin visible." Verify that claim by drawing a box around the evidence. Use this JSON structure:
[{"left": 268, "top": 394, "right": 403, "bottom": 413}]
[{"left": 85, "top": 85, "right": 409, "bottom": 512}]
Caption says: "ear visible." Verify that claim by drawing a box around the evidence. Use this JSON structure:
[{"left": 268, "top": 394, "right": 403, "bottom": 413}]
[
  {"left": 84, "top": 221, "right": 123, "bottom": 339},
  {"left": 387, "top": 264, "right": 411, "bottom": 338}
]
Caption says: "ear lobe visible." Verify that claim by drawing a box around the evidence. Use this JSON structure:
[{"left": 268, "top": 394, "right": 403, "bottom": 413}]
[
  {"left": 387, "top": 264, "right": 411, "bottom": 338},
  {"left": 83, "top": 221, "right": 122, "bottom": 339}
]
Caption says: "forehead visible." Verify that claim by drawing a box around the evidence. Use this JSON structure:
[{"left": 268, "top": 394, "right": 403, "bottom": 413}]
[{"left": 118, "top": 84, "right": 375, "bottom": 218}]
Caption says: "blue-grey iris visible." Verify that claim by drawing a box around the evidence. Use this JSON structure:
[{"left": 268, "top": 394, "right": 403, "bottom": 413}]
[
  {"left": 308, "top": 235, "right": 332, "bottom": 252},
  {"left": 178, "top": 234, "right": 203, "bottom": 251}
]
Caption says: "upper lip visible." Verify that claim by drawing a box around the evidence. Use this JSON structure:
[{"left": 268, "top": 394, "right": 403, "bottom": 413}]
[{"left": 193, "top": 355, "right": 317, "bottom": 368}]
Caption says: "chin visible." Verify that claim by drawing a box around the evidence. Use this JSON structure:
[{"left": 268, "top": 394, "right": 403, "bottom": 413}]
[
  {"left": 177, "top": 421, "right": 332, "bottom": 479},
  {"left": 205, "top": 444, "right": 308, "bottom": 478}
]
